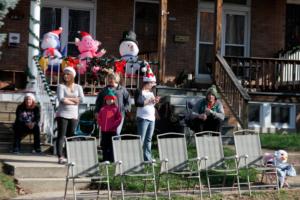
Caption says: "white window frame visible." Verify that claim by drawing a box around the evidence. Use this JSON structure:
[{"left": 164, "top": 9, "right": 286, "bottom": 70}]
[
  {"left": 195, "top": 0, "right": 251, "bottom": 82},
  {"left": 248, "top": 102, "right": 296, "bottom": 132},
  {"left": 41, "top": 0, "right": 97, "bottom": 55}
]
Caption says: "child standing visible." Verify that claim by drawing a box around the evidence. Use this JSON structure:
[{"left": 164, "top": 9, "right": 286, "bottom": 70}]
[{"left": 97, "top": 89, "right": 122, "bottom": 162}]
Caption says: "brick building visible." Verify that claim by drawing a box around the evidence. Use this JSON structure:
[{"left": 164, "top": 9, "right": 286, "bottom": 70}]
[{"left": 1, "top": 0, "right": 300, "bottom": 132}]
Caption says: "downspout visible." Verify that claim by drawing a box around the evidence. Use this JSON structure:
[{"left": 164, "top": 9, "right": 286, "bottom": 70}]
[{"left": 26, "top": 0, "right": 41, "bottom": 91}]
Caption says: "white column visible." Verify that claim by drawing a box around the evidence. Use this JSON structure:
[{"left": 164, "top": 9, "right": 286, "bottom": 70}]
[{"left": 26, "top": 0, "right": 41, "bottom": 91}]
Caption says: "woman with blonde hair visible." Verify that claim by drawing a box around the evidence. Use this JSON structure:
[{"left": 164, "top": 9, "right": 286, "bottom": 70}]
[{"left": 56, "top": 67, "right": 84, "bottom": 164}]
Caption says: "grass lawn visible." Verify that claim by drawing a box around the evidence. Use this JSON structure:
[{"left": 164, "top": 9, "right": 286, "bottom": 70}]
[
  {"left": 0, "top": 163, "right": 16, "bottom": 200},
  {"left": 260, "top": 133, "right": 300, "bottom": 151}
]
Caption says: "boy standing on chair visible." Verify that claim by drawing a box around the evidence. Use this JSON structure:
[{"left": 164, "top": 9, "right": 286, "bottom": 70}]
[{"left": 97, "top": 89, "right": 122, "bottom": 162}]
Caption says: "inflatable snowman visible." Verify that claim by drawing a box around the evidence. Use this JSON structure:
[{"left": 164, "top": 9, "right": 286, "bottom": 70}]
[
  {"left": 41, "top": 27, "right": 63, "bottom": 71},
  {"left": 116, "top": 31, "right": 147, "bottom": 76}
]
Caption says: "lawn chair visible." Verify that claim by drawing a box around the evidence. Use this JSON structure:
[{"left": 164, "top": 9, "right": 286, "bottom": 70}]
[
  {"left": 157, "top": 132, "right": 200, "bottom": 199},
  {"left": 233, "top": 129, "right": 279, "bottom": 195},
  {"left": 194, "top": 131, "right": 240, "bottom": 197},
  {"left": 64, "top": 136, "right": 110, "bottom": 200},
  {"left": 112, "top": 134, "right": 157, "bottom": 200}
]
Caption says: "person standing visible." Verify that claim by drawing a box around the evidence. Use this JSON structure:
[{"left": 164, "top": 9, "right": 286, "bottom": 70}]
[
  {"left": 134, "top": 67, "right": 160, "bottom": 161},
  {"left": 56, "top": 67, "right": 84, "bottom": 164},
  {"left": 97, "top": 89, "right": 122, "bottom": 162},
  {"left": 94, "top": 73, "right": 131, "bottom": 135},
  {"left": 12, "top": 93, "right": 41, "bottom": 153},
  {"left": 191, "top": 85, "right": 225, "bottom": 132}
]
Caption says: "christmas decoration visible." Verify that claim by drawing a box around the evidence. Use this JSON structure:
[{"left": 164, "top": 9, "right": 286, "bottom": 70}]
[
  {"left": 75, "top": 31, "right": 106, "bottom": 74},
  {"left": 40, "top": 27, "right": 63, "bottom": 72},
  {"left": 115, "top": 30, "right": 148, "bottom": 76}
]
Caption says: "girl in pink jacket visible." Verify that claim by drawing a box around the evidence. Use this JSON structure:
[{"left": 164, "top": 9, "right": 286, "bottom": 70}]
[{"left": 98, "top": 89, "right": 122, "bottom": 162}]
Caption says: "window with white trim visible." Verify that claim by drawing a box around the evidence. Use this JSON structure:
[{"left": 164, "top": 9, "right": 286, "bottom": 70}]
[{"left": 40, "top": 0, "right": 96, "bottom": 56}]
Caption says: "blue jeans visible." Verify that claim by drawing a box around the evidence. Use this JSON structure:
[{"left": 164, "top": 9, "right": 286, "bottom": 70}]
[{"left": 137, "top": 117, "right": 155, "bottom": 161}]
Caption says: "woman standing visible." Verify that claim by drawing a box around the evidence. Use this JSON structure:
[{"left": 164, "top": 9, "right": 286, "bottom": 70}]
[
  {"left": 134, "top": 67, "right": 160, "bottom": 161},
  {"left": 56, "top": 67, "right": 84, "bottom": 164},
  {"left": 13, "top": 93, "right": 41, "bottom": 153}
]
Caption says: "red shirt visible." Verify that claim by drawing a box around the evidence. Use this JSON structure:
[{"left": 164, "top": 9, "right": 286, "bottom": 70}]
[{"left": 98, "top": 104, "right": 122, "bottom": 133}]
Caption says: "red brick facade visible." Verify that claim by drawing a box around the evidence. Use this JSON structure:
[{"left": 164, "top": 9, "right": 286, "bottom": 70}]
[{"left": 250, "top": 0, "right": 286, "bottom": 57}]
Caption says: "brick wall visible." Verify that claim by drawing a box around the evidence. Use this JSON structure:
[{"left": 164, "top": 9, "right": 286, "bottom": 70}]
[
  {"left": 251, "top": 0, "right": 286, "bottom": 57},
  {"left": 0, "top": 0, "right": 29, "bottom": 71},
  {"left": 96, "top": 0, "right": 134, "bottom": 57},
  {"left": 164, "top": 0, "right": 198, "bottom": 82}
]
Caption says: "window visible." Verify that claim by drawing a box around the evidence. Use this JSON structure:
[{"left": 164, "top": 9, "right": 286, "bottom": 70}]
[
  {"left": 248, "top": 102, "right": 296, "bottom": 131},
  {"left": 224, "top": 14, "right": 246, "bottom": 56},
  {"left": 271, "top": 105, "right": 290, "bottom": 124},
  {"left": 134, "top": 1, "right": 159, "bottom": 53},
  {"left": 248, "top": 103, "right": 260, "bottom": 123},
  {"left": 198, "top": 12, "right": 214, "bottom": 74},
  {"left": 40, "top": 0, "right": 95, "bottom": 56}
]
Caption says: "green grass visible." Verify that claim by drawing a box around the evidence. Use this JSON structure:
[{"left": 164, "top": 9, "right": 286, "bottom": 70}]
[
  {"left": 260, "top": 133, "right": 300, "bottom": 151},
  {"left": 0, "top": 163, "right": 16, "bottom": 199}
]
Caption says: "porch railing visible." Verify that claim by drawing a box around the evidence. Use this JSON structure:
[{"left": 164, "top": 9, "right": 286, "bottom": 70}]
[
  {"left": 215, "top": 54, "right": 251, "bottom": 128},
  {"left": 35, "top": 69, "right": 56, "bottom": 145},
  {"left": 42, "top": 55, "right": 159, "bottom": 95},
  {"left": 224, "top": 56, "right": 300, "bottom": 92}
]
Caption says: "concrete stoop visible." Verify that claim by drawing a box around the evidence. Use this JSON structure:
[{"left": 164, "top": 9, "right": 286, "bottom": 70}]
[{"left": 0, "top": 153, "right": 91, "bottom": 194}]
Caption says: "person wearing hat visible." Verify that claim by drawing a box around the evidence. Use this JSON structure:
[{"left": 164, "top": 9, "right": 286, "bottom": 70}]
[
  {"left": 12, "top": 93, "right": 41, "bottom": 153},
  {"left": 134, "top": 67, "right": 160, "bottom": 161},
  {"left": 97, "top": 89, "right": 122, "bottom": 162},
  {"left": 191, "top": 85, "right": 225, "bottom": 132},
  {"left": 94, "top": 72, "right": 131, "bottom": 136},
  {"left": 56, "top": 66, "right": 84, "bottom": 164}
]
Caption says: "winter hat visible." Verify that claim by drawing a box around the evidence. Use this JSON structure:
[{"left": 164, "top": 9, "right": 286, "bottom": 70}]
[
  {"left": 206, "top": 85, "right": 220, "bottom": 99},
  {"left": 104, "top": 89, "right": 117, "bottom": 100},
  {"left": 48, "top": 27, "right": 63, "bottom": 38},
  {"left": 143, "top": 66, "right": 156, "bottom": 83},
  {"left": 120, "top": 30, "right": 138, "bottom": 45},
  {"left": 78, "top": 31, "right": 92, "bottom": 39},
  {"left": 25, "top": 93, "right": 36, "bottom": 101},
  {"left": 64, "top": 67, "right": 76, "bottom": 77}
]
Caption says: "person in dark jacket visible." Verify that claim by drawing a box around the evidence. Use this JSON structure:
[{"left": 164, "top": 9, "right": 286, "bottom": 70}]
[
  {"left": 94, "top": 72, "right": 131, "bottom": 135},
  {"left": 191, "top": 85, "right": 225, "bottom": 132},
  {"left": 13, "top": 93, "right": 41, "bottom": 153}
]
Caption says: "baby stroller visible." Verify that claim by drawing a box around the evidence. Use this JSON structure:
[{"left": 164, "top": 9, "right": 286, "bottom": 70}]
[{"left": 75, "top": 110, "right": 97, "bottom": 136}]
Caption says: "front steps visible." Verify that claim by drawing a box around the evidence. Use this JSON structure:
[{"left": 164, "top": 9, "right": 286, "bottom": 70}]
[{"left": 1, "top": 154, "right": 90, "bottom": 194}]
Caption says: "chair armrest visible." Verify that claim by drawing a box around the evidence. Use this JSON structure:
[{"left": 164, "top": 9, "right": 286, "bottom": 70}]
[
  {"left": 189, "top": 156, "right": 208, "bottom": 162},
  {"left": 99, "top": 161, "right": 110, "bottom": 166},
  {"left": 66, "top": 162, "right": 75, "bottom": 167},
  {"left": 223, "top": 155, "right": 239, "bottom": 161},
  {"left": 238, "top": 154, "right": 248, "bottom": 159}
]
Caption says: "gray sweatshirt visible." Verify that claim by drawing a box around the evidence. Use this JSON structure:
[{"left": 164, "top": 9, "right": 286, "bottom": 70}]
[{"left": 56, "top": 84, "right": 84, "bottom": 119}]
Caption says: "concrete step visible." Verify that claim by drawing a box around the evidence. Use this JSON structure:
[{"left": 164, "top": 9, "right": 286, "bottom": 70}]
[
  {"left": 17, "top": 178, "right": 90, "bottom": 193},
  {"left": 4, "top": 161, "right": 67, "bottom": 179},
  {"left": 0, "top": 101, "right": 19, "bottom": 112},
  {"left": 0, "top": 111, "right": 15, "bottom": 122},
  {"left": 0, "top": 142, "right": 52, "bottom": 153}
]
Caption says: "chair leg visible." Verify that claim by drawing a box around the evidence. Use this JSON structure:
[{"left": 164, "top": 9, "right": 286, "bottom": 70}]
[
  {"left": 96, "top": 181, "right": 101, "bottom": 200},
  {"left": 120, "top": 176, "right": 125, "bottom": 200},
  {"left": 151, "top": 163, "right": 158, "bottom": 200},
  {"left": 72, "top": 178, "right": 76, "bottom": 200},
  {"left": 197, "top": 171, "right": 203, "bottom": 200},
  {"left": 246, "top": 167, "right": 251, "bottom": 196},
  {"left": 166, "top": 174, "right": 171, "bottom": 200},
  {"left": 236, "top": 173, "right": 241, "bottom": 197},
  {"left": 64, "top": 178, "right": 69, "bottom": 200},
  {"left": 206, "top": 173, "right": 212, "bottom": 197}
]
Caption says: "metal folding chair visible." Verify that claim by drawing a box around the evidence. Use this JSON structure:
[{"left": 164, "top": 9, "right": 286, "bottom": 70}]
[
  {"left": 233, "top": 129, "right": 279, "bottom": 195},
  {"left": 112, "top": 134, "right": 157, "bottom": 200},
  {"left": 194, "top": 131, "right": 240, "bottom": 197},
  {"left": 157, "top": 132, "right": 200, "bottom": 199},
  {"left": 64, "top": 136, "right": 110, "bottom": 200}
]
